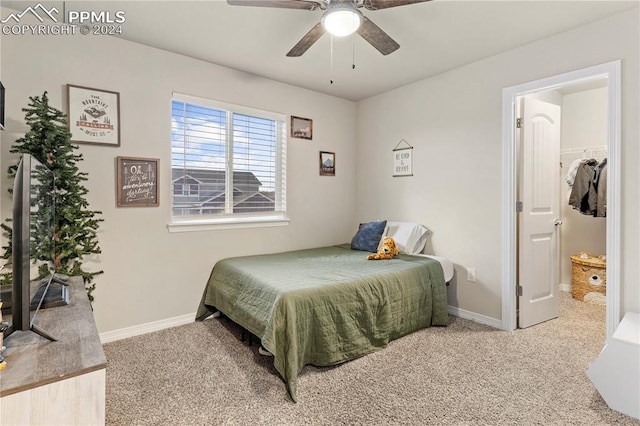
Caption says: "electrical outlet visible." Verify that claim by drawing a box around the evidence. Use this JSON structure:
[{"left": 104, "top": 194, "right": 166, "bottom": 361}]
[{"left": 467, "top": 267, "right": 477, "bottom": 282}]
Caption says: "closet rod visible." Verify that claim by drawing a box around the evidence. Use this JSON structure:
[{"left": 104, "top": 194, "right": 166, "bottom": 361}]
[{"left": 560, "top": 146, "right": 607, "bottom": 168}]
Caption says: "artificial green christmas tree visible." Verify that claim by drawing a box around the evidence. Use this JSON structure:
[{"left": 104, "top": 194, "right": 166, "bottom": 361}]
[{"left": 1, "top": 92, "right": 103, "bottom": 301}]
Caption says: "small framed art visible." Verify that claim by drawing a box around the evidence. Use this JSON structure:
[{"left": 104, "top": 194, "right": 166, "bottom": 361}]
[
  {"left": 291, "top": 115, "right": 312, "bottom": 140},
  {"left": 393, "top": 139, "right": 413, "bottom": 177},
  {"left": 319, "top": 151, "right": 335, "bottom": 176},
  {"left": 68, "top": 84, "right": 121, "bottom": 146},
  {"left": 116, "top": 156, "right": 159, "bottom": 207}
]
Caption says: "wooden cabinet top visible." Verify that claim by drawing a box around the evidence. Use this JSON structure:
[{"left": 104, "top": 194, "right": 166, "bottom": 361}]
[{"left": 0, "top": 276, "right": 106, "bottom": 397}]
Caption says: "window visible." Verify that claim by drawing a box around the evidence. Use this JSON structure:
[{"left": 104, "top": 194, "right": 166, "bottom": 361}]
[{"left": 170, "top": 93, "right": 287, "bottom": 230}]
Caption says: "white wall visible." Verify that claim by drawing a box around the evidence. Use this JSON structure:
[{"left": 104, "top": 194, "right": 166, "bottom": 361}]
[
  {"left": 2, "top": 8, "right": 637, "bottom": 334},
  {"left": 560, "top": 87, "right": 607, "bottom": 288},
  {"left": 356, "top": 9, "right": 639, "bottom": 321},
  {"left": 0, "top": 29, "right": 357, "bottom": 333},
  {"left": 561, "top": 87, "right": 608, "bottom": 150}
]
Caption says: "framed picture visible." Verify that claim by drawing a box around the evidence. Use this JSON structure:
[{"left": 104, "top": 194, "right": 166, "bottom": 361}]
[
  {"left": 291, "top": 115, "right": 312, "bottom": 140},
  {"left": 116, "top": 156, "right": 159, "bottom": 207},
  {"left": 319, "top": 151, "right": 335, "bottom": 176},
  {"left": 393, "top": 139, "right": 413, "bottom": 177},
  {"left": 67, "top": 84, "right": 120, "bottom": 146}
]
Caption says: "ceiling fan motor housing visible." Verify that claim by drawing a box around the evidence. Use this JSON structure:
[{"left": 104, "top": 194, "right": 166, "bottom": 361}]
[{"left": 321, "top": 4, "right": 364, "bottom": 37}]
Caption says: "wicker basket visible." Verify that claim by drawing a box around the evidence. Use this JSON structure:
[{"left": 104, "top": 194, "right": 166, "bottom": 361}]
[{"left": 570, "top": 252, "right": 606, "bottom": 301}]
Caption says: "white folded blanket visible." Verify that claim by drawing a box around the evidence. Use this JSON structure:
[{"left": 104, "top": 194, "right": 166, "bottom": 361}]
[{"left": 414, "top": 254, "right": 454, "bottom": 283}]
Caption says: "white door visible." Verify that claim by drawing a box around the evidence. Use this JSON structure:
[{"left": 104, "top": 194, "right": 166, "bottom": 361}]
[{"left": 518, "top": 97, "right": 562, "bottom": 328}]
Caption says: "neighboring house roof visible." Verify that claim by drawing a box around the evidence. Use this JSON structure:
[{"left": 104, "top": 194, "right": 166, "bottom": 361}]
[
  {"left": 233, "top": 190, "right": 274, "bottom": 205},
  {"left": 171, "top": 167, "right": 274, "bottom": 212},
  {"left": 171, "top": 168, "right": 262, "bottom": 188}
]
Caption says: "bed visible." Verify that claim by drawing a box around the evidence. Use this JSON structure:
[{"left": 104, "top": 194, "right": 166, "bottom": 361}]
[{"left": 196, "top": 222, "right": 450, "bottom": 401}]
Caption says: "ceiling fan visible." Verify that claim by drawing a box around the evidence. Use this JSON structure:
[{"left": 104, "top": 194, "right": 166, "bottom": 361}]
[{"left": 227, "top": 0, "right": 432, "bottom": 57}]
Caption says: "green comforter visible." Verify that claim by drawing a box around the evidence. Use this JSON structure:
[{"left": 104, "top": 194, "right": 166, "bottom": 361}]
[{"left": 196, "top": 244, "right": 448, "bottom": 401}]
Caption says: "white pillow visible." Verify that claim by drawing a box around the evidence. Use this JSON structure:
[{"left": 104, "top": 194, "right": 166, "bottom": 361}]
[{"left": 384, "top": 221, "right": 430, "bottom": 254}]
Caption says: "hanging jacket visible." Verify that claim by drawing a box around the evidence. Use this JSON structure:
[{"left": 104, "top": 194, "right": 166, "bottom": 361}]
[
  {"left": 566, "top": 158, "right": 583, "bottom": 186},
  {"left": 565, "top": 158, "right": 583, "bottom": 202},
  {"left": 595, "top": 158, "right": 607, "bottom": 217},
  {"left": 568, "top": 159, "right": 598, "bottom": 214}
]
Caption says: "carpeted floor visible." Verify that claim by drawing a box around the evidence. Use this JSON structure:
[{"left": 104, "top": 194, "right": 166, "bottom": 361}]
[{"left": 104, "top": 294, "right": 640, "bottom": 425}]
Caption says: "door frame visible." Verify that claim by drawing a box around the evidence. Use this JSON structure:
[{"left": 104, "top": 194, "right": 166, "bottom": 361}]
[{"left": 501, "top": 60, "right": 621, "bottom": 339}]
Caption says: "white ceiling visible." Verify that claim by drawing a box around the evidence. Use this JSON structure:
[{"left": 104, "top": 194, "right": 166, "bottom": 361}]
[{"left": 5, "top": 1, "right": 639, "bottom": 101}]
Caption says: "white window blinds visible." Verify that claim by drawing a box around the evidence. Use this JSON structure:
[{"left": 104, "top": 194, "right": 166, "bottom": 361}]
[{"left": 171, "top": 94, "right": 286, "bottom": 220}]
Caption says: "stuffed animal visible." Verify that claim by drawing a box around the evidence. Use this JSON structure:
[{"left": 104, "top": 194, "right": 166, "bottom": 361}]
[{"left": 367, "top": 237, "right": 399, "bottom": 260}]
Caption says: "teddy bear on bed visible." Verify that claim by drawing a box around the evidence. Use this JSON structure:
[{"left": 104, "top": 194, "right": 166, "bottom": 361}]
[{"left": 367, "top": 237, "right": 399, "bottom": 260}]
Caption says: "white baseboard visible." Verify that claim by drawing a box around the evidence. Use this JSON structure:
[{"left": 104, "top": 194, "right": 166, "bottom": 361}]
[
  {"left": 447, "top": 285, "right": 571, "bottom": 331},
  {"left": 102, "top": 307, "right": 502, "bottom": 344},
  {"left": 448, "top": 305, "right": 502, "bottom": 329},
  {"left": 99, "top": 312, "right": 196, "bottom": 344}
]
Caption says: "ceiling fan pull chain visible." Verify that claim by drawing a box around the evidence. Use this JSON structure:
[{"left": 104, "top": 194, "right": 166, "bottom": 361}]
[
  {"left": 330, "top": 34, "right": 334, "bottom": 84},
  {"left": 352, "top": 33, "right": 356, "bottom": 70}
]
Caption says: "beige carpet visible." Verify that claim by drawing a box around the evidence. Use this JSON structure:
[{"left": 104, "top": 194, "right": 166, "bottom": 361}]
[{"left": 104, "top": 294, "right": 640, "bottom": 425}]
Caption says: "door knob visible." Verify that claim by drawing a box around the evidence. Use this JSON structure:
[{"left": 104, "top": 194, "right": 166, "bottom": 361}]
[{"left": 554, "top": 218, "right": 563, "bottom": 226}]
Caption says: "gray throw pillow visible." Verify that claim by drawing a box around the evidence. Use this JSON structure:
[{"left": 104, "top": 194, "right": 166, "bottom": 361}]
[{"left": 350, "top": 220, "right": 387, "bottom": 253}]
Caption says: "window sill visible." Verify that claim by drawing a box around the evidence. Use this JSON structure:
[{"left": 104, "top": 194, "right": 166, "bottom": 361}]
[{"left": 167, "top": 215, "right": 290, "bottom": 233}]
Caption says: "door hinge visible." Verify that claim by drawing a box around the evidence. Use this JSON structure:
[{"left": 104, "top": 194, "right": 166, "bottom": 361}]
[
  {"left": 516, "top": 118, "right": 523, "bottom": 128},
  {"left": 516, "top": 201, "right": 523, "bottom": 212},
  {"left": 517, "top": 285, "right": 523, "bottom": 297}
]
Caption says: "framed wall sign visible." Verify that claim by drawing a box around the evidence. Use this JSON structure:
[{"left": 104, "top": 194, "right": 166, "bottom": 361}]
[
  {"left": 291, "top": 115, "right": 313, "bottom": 140},
  {"left": 68, "top": 84, "right": 120, "bottom": 146},
  {"left": 393, "top": 139, "right": 413, "bottom": 177},
  {"left": 116, "top": 156, "right": 159, "bottom": 207},
  {"left": 319, "top": 151, "right": 335, "bottom": 176}
]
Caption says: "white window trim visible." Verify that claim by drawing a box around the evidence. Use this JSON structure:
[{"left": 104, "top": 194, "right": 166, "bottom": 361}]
[
  {"left": 167, "top": 214, "right": 290, "bottom": 233},
  {"left": 168, "top": 92, "right": 288, "bottom": 232}
]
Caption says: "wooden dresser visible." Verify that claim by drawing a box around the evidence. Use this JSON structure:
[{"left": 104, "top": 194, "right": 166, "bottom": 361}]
[{"left": 0, "top": 276, "right": 106, "bottom": 425}]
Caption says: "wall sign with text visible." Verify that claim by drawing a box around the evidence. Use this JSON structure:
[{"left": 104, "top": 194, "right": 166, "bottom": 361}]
[
  {"left": 68, "top": 84, "right": 120, "bottom": 146},
  {"left": 116, "top": 156, "right": 159, "bottom": 207},
  {"left": 393, "top": 139, "right": 413, "bottom": 177}
]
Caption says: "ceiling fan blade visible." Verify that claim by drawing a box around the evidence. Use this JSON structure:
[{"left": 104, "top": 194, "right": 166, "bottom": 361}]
[
  {"left": 286, "top": 22, "right": 325, "bottom": 57},
  {"left": 364, "top": 0, "right": 431, "bottom": 10},
  {"left": 356, "top": 17, "right": 400, "bottom": 55},
  {"left": 227, "top": 0, "right": 323, "bottom": 10}
]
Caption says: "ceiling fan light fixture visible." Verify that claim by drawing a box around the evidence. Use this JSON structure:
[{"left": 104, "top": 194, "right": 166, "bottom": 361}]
[{"left": 321, "top": 7, "right": 363, "bottom": 37}]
